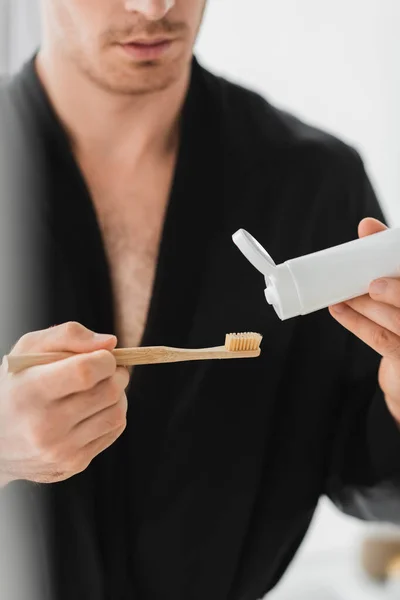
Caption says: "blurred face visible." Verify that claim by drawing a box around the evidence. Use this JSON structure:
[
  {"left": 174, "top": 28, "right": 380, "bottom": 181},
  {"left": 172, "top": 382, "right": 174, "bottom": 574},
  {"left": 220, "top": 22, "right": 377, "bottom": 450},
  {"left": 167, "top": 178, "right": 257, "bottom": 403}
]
[{"left": 41, "top": 0, "right": 207, "bottom": 94}]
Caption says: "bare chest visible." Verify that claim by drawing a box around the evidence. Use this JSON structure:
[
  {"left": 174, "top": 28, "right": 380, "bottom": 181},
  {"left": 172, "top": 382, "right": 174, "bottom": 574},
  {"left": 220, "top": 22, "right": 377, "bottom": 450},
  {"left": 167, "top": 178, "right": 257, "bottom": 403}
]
[{"left": 82, "top": 161, "right": 174, "bottom": 348}]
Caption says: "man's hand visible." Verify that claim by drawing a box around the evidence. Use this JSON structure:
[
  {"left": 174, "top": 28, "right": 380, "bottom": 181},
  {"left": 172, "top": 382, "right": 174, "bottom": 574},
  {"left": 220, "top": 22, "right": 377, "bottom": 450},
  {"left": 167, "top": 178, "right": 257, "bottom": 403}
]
[
  {"left": 0, "top": 322, "right": 130, "bottom": 486},
  {"left": 329, "top": 218, "right": 400, "bottom": 425}
]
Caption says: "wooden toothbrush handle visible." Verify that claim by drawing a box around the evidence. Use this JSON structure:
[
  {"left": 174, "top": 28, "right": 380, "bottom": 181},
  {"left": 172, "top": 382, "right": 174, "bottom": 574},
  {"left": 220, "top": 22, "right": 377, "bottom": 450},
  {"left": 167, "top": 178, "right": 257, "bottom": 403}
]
[
  {"left": 3, "top": 347, "right": 197, "bottom": 373},
  {"left": 3, "top": 347, "right": 204, "bottom": 373},
  {"left": 3, "top": 349, "right": 149, "bottom": 373},
  {"left": 112, "top": 346, "right": 258, "bottom": 365},
  {"left": 4, "top": 351, "right": 75, "bottom": 373},
  {"left": 4, "top": 346, "right": 260, "bottom": 373},
  {"left": 3, "top": 348, "right": 170, "bottom": 373}
]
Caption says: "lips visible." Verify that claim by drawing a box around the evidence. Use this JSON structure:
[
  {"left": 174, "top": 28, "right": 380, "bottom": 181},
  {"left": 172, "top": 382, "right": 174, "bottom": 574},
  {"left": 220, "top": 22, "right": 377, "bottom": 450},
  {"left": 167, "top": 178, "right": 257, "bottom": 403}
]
[
  {"left": 119, "top": 38, "right": 174, "bottom": 60},
  {"left": 127, "top": 38, "right": 171, "bottom": 46}
]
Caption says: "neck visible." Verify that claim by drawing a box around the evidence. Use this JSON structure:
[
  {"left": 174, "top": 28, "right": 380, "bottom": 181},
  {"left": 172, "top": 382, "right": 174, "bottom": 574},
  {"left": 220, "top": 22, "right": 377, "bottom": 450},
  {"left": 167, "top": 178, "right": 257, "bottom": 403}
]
[{"left": 35, "top": 49, "right": 191, "bottom": 162}]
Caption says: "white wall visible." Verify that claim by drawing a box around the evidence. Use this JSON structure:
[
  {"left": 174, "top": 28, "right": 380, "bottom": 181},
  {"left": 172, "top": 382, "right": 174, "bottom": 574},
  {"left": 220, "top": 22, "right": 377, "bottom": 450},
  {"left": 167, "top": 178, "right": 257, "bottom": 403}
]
[{"left": 196, "top": 0, "right": 400, "bottom": 227}]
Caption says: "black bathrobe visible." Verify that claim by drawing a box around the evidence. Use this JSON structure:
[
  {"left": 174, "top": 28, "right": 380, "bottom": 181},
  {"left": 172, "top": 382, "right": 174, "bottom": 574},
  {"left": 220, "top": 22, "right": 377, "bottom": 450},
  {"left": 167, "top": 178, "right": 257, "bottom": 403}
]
[{"left": 0, "top": 56, "right": 400, "bottom": 600}]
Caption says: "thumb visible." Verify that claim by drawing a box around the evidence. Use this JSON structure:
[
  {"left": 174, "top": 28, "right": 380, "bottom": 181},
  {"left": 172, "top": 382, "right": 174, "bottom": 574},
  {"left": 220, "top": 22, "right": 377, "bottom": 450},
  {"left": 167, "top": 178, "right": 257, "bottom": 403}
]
[
  {"left": 10, "top": 322, "right": 117, "bottom": 355},
  {"left": 358, "top": 217, "right": 387, "bottom": 239}
]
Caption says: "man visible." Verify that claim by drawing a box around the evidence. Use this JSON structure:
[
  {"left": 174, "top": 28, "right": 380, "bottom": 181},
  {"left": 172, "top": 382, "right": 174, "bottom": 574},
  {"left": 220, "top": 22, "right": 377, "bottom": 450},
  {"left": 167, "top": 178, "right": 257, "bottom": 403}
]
[{"left": 0, "top": 1, "right": 400, "bottom": 599}]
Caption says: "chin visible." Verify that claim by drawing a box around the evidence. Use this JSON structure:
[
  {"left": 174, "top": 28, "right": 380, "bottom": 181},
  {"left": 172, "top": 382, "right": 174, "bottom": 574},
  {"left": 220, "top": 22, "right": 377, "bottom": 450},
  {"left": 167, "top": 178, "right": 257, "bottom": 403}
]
[{"left": 86, "top": 53, "right": 190, "bottom": 96}]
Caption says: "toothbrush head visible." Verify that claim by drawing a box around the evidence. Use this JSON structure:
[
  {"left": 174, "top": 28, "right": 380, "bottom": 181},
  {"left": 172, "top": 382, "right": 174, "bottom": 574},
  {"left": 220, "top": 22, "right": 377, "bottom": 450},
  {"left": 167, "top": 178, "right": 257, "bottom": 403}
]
[{"left": 224, "top": 332, "right": 263, "bottom": 353}]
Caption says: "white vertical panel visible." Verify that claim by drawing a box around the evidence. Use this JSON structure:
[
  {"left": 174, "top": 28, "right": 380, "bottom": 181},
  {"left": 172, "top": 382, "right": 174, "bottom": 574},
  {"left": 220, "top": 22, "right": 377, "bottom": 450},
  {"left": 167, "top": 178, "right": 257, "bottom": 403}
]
[
  {"left": 9, "top": 0, "right": 41, "bottom": 72},
  {"left": 0, "top": 0, "right": 10, "bottom": 75},
  {"left": 0, "top": 0, "right": 41, "bottom": 75}
]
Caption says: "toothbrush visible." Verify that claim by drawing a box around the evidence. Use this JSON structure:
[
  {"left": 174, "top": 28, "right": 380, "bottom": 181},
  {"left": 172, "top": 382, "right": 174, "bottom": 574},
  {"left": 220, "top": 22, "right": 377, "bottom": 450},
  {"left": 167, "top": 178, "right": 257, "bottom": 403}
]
[{"left": 4, "top": 332, "right": 263, "bottom": 374}]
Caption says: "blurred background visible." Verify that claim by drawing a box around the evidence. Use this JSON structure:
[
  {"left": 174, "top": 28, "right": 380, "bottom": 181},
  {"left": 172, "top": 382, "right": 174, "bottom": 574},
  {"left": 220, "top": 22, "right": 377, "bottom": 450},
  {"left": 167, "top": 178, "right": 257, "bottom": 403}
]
[{"left": 1, "top": 0, "right": 400, "bottom": 598}]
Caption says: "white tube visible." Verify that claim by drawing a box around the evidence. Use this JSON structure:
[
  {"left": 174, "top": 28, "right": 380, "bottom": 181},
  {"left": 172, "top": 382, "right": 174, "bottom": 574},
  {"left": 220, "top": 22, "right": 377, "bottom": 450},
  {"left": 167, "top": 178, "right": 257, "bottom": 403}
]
[{"left": 233, "top": 228, "right": 400, "bottom": 321}]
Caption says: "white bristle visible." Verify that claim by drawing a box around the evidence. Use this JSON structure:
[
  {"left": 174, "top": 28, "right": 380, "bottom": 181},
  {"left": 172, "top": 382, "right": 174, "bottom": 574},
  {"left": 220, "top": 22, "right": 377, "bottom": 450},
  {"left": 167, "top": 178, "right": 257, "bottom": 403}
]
[{"left": 225, "top": 332, "right": 262, "bottom": 352}]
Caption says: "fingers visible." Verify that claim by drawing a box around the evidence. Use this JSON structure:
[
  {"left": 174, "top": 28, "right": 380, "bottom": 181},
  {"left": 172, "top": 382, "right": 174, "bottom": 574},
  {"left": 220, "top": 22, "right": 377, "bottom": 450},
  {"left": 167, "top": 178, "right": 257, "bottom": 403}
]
[
  {"left": 57, "top": 367, "right": 130, "bottom": 428},
  {"left": 30, "top": 424, "right": 127, "bottom": 484},
  {"left": 0, "top": 324, "right": 129, "bottom": 485},
  {"left": 74, "top": 423, "right": 127, "bottom": 474},
  {"left": 344, "top": 294, "right": 400, "bottom": 337},
  {"left": 10, "top": 321, "right": 117, "bottom": 355},
  {"left": 379, "top": 360, "right": 400, "bottom": 421},
  {"left": 369, "top": 278, "right": 400, "bottom": 309},
  {"left": 19, "top": 349, "right": 118, "bottom": 402},
  {"left": 4, "top": 366, "right": 130, "bottom": 480},
  {"left": 70, "top": 391, "right": 128, "bottom": 448},
  {"left": 358, "top": 218, "right": 387, "bottom": 238},
  {"left": 329, "top": 302, "right": 400, "bottom": 359}
]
